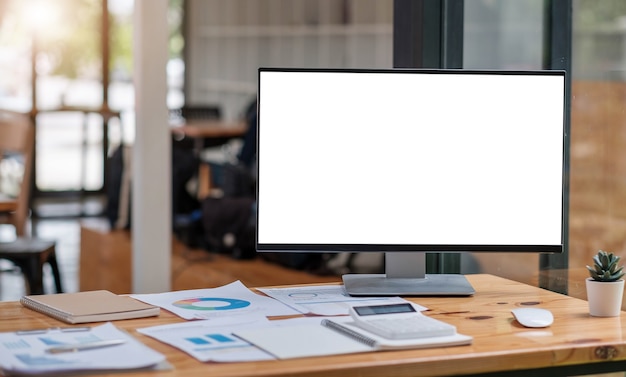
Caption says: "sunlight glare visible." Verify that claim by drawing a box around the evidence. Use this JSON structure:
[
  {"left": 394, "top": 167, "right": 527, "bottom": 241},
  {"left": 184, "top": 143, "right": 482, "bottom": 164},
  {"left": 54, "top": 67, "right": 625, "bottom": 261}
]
[{"left": 20, "top": 0, "right": 62, "bottom": 34}]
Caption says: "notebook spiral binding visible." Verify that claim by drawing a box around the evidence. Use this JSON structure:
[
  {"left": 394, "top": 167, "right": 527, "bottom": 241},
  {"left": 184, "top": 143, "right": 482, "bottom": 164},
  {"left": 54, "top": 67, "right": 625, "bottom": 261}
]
[
  {"left": 321, "top": 319, "right": 378, "bottom": 348},
  {"left": 20, "top": 297, "right": 70, "bottom": 322}
]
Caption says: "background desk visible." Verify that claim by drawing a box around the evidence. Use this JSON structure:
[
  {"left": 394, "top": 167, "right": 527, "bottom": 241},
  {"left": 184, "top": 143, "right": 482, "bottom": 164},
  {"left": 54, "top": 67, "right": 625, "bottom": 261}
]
[
  {"left": 171, "top": 119, "right": 247, "bottom": 198},
  {"left": 170, "top": 119, "right": 247, "bottom": 149},
  {"left": 2, "top": 274, "right": 626, "bottom": 377},
  {"left": 0, "top": 195, "right": 16, "bottom": 212}
]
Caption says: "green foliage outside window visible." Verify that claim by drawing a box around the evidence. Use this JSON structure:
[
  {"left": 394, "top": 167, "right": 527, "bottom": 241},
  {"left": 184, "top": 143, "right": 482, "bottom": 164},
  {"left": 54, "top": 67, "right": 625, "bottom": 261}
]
[{"left": 0, "top": 0, "right": 184, "bottom": 81}]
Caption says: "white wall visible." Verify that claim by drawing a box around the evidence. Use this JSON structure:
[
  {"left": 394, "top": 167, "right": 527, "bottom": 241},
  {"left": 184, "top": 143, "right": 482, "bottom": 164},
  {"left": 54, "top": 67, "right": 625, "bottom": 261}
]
[{"left": 185, "top": 0, "right": 393, "bottom": 120}]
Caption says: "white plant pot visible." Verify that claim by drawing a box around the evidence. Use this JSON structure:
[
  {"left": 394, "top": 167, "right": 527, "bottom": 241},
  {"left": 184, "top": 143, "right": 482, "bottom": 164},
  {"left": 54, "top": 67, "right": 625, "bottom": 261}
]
[{"left": 586, "top": 278, "right": 625, "bottom": 317}]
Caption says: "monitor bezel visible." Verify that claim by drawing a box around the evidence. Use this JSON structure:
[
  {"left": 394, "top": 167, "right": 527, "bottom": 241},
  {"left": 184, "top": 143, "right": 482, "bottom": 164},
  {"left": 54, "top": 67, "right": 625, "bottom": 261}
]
[{"left": 256, "top": 67, "right": 567, "bottom": 256}]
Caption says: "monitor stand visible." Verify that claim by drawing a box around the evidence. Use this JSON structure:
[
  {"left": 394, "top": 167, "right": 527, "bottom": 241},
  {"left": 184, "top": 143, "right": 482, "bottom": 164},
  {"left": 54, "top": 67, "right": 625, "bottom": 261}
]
[{"left": 342, "top": 252, "right": 475, "bottom": 296}]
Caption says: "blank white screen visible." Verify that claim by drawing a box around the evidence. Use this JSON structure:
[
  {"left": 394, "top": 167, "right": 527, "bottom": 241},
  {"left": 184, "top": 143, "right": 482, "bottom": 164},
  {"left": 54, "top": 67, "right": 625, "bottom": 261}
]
[{"left": 257, "top": 70, "right": 564, "bottom": 248}]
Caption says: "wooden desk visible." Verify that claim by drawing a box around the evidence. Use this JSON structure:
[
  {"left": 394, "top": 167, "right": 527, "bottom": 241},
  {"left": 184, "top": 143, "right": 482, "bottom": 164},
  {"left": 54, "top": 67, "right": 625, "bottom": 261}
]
[
  {"left": 170, "top": 119, "right": 247, "bottom": 142},
  {"left": 2, "top": 274, "right": 626, "bottom": 377},
  {"left": 0, "top": 194, "right": 17, "bottom": 212}
]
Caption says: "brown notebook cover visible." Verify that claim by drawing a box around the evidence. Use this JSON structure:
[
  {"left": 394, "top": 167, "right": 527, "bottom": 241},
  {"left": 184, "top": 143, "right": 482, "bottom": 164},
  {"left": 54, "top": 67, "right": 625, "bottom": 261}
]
[{"left": 20, "top": 290, "right": 160, "bottom": 324}]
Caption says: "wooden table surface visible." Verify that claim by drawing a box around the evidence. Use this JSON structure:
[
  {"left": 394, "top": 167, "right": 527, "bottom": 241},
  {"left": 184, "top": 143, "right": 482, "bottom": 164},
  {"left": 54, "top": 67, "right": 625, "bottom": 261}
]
[
  {"left": 0, "top": 194, "right": 17, "bottom": 212},
  {"left": 1, "top": 274, "right": 625, "bottom": 377},
  {"left": 170, "top": 119, "right": 247, "bottom": 139}
]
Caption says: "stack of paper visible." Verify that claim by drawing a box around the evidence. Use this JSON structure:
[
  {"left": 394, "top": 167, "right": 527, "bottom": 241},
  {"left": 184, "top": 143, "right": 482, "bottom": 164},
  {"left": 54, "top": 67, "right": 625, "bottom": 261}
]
[
  {"left": 233, "top": 316, "right": 473, "bottom": 359},
  {"left": 0, "top": 323, "right": 166, "bottom": 376}
]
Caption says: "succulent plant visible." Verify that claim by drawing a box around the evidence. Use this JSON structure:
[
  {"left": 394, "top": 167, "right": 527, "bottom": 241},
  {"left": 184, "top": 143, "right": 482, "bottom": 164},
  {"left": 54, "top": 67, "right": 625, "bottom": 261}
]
[{"left": 587, "top": 250, "right": 625, "bottom": 282}]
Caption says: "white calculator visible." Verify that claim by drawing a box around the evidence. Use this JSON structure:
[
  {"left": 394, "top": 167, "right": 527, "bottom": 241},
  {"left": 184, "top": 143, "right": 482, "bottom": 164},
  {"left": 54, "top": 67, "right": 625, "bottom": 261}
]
[{"left": 349, "top": 303, "right": 457, "bottom": 340}]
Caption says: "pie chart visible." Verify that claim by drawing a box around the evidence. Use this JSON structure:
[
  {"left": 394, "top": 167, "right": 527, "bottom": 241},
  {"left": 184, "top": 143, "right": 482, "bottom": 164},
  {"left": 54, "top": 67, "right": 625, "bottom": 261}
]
[{"left": 172, "top": 297, "right": 251, "bottom": 310}]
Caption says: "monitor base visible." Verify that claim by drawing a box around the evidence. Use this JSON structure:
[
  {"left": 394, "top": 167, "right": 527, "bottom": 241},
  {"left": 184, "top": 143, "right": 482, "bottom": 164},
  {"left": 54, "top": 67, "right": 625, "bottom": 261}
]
[{"left": 342, "top": 274, "right": 475, "bottom": 296}]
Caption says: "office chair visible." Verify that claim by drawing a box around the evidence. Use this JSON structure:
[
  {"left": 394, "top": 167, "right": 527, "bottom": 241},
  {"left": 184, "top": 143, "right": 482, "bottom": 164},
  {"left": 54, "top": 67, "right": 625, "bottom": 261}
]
[{"left": 0, "top": 109, "right": 63, "bottom": 295}]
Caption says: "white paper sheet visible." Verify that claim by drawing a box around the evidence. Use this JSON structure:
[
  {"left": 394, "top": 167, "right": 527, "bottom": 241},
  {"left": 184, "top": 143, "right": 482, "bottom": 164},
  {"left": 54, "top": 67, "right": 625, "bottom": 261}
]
[
  {"left": 138, "top": 315, "right": 275, "bottom": 362},
  {"left": 258, "top": 285, "right": 424, "bottom": 315},
  {"left": 234, "top": 316, "right": 472, "bottom": 360},
  {"left": 0, "top": 322, "right": 165, "bottom": 375},
  {"left": 131, "top": 280, "right": 299, "bottom": 320}
]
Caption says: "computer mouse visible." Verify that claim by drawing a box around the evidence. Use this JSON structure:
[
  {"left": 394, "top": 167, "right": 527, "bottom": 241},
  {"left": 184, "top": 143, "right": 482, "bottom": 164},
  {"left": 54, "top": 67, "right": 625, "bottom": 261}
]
[{"left": 511, "top": 307, "right": 554, "bottom": 328}]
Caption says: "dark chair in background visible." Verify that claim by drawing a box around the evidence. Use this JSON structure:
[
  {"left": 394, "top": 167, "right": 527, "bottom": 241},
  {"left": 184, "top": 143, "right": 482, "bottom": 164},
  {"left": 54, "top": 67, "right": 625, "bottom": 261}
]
[
  {"left": 0, "top": 110, "right": 63, "bottom": 296},
  {"left": 0, "top": 238, "right": 63, "bottom": 295}
]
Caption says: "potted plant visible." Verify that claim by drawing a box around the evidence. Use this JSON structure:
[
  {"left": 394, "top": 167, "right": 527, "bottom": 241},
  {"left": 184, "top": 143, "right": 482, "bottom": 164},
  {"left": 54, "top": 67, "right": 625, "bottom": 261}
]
[{"left": 586, "top": 249, "right": 625, "bottom": 317}]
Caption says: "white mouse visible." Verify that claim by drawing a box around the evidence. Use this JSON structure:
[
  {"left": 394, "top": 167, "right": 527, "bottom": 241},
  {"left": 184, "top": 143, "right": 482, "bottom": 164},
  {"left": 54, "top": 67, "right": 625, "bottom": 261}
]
[{"left": 511, "top": 307, "right": 554, "bottom": 328}]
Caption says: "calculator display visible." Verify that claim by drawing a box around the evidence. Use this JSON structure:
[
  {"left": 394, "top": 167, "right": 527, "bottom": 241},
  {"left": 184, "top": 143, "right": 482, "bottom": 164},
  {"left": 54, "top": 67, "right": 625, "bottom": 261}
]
[{"left": 353, "top": 303, "right": 416, "bottom": 316}]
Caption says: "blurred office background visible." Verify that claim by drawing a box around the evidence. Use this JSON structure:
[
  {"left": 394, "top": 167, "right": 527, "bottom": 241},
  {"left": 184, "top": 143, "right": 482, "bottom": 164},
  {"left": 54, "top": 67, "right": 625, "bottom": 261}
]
[{"left": 0, "top": 0, "right": 625, "bottom": 301}]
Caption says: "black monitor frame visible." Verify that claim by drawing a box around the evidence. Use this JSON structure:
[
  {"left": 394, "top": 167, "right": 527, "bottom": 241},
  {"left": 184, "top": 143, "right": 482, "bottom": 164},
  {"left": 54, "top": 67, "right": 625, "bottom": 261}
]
[{"left": 256, "top": 68, "right": 566, "bottom": 296}]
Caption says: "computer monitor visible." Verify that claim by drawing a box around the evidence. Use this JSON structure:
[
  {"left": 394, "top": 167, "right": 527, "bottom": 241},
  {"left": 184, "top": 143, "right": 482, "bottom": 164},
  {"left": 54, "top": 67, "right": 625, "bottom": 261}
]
[{"left": 256, "top": 68, "right": 566, "bottom": 296}]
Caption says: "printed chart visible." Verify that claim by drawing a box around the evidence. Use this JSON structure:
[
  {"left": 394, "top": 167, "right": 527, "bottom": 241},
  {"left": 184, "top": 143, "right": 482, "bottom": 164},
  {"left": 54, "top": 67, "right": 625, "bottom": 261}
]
[
  {"left": 138, "top": 316, "right": 274, "bottom": 362},
  {"left": 0, "top": 323, "right": 165, "bottom": 375},
  {"left": 173, "top": 297, "right": 250, "bottom": 311},
  {"left": 259, "top": 285, "right": 417, "bottom": 315},
  {"left": 131, "top": 280, "right": 299, "bottom": 320}
]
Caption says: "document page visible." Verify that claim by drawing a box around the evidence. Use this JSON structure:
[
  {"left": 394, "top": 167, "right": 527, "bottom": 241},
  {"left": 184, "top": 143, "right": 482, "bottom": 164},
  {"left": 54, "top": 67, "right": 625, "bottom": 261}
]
[
  {"left": 234, "top": 316, "right": 473, "bottom": 359},
  {"left": 131, "top": 280, "right": 299, "bottom": 320},
  {"left": 258, "top": 285, "right": 423, "bottom": 315},
  {"left": 138, "top": 315, "right": 274, "bottom": 362},
  {"left": 234, "top": 317, "right": 374, "bottom": 359},
  {"left": 0, "top": 322, "right": 165, "bottom": 375}
]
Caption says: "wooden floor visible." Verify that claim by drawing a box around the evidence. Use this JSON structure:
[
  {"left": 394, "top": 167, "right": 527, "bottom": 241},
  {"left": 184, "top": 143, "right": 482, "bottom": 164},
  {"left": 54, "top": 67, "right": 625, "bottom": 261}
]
[
  {"left": 79, "top": 225, "right": 341, "bottom": 295},
  {"left": 172, "top": 248, "right": 342, "bottom": 290}
]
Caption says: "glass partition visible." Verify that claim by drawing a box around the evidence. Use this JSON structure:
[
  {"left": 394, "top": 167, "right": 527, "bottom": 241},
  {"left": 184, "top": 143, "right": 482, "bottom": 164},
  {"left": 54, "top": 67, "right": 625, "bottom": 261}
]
[
  {"left": 568, "top": 0, "right": 626, "bottom": 303},
  {"left": 461, "top": 0, "right": 550, "bottom": 286},
  {"left": 463, "top": 0, "right": 626, "bottom": 308}
]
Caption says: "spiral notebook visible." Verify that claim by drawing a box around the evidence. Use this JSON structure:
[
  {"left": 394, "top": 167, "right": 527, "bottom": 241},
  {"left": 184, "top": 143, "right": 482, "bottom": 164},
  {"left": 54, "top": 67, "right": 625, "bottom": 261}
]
[
  {"left": 233, "top": 317, "right": 472, "bottom": 359},
  {"left": 20, "top": 290, "right": 160, "bottom": 324}
]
